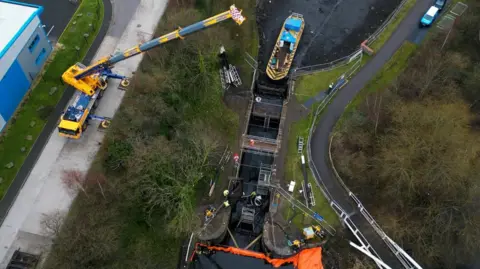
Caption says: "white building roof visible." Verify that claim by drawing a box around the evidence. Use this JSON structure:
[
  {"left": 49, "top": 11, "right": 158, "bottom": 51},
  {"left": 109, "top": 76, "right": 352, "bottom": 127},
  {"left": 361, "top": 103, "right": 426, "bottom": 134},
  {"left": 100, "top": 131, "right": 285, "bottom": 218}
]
[{"left": 0, "top": 1, "right": 41, "bottom": 58}]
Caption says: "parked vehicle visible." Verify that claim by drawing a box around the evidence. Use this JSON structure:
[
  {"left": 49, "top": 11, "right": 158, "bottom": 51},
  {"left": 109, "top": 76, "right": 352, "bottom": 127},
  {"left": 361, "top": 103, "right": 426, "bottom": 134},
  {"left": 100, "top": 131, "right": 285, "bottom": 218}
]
[
  {"left": 434, "top": 0, "right": 446, "bottom": 10},
  {"left": 420, "top": 6, "right": 440, "bottom": 27}
]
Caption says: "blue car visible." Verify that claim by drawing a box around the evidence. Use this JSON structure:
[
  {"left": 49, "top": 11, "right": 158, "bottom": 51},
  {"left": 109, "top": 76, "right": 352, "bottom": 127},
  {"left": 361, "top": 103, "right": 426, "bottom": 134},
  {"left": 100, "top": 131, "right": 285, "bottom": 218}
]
[
  {"left": 420, "top": 6, "right": 440, "bottom": 27},
  {"left": 435, "top": 0, "right": 446, "bottom": 10}
]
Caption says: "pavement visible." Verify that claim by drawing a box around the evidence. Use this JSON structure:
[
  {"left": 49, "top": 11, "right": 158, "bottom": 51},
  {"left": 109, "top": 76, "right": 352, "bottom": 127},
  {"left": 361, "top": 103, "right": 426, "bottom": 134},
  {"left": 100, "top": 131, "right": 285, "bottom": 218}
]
[
  {"left": 308, "top": 0, "right": 434, "bottom": 267},
  {"left": 0, "top": 0, "right": 167, "bottom": 266}
]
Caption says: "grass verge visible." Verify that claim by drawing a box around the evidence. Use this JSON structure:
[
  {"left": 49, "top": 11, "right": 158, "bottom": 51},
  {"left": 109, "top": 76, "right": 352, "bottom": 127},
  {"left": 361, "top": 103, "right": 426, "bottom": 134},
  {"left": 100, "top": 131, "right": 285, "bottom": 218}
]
[
  {"left": 0, "top": 0, "right": 104, "bottom": 198},
  {"left": 286, "top": 4, "right": 418, "bottom": 227},
  {"left": 342, "top": 41, "right": 417, "bottom": 116},
  {"left": 283, "top": 110, "right": 340, "bottom": 228},
  {"left": 43, "top": 1, "right": 257, "bottom": 268},
  {"left": 294, "top": 56, "right": 369, "bottom": 104},
  {"left": 293, "top": 0, "right": 415, "bottom": 104},
  {"left": 369, "top": 0, "right": 416, "bottom": 52}
]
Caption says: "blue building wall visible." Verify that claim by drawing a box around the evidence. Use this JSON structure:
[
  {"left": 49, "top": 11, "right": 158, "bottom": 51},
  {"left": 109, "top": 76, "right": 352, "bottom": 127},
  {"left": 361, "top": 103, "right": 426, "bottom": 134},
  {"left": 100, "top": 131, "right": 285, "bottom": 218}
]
[
  {"left": 0, "top": 60, "right": 30, "bottom": 121},
  {"left": 0, "top": 2, "right": 52, "bottom": 132}
]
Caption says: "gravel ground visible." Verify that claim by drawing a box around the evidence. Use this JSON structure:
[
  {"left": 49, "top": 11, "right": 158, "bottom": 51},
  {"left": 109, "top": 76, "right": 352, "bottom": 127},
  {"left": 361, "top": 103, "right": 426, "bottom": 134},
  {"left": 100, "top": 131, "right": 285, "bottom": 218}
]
[{"left": 257, "top": 0, "right": 403, "bottom": 70}]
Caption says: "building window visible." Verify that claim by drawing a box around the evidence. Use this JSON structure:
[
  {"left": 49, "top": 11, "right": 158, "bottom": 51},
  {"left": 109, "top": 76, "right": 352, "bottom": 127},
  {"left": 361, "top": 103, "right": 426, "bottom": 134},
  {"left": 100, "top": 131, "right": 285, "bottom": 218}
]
[
  {"left": 35, "top": 48, "right": 46, "bottom": 65},
  {"left": 28, "top": 35, "right": 40, "bottom": 52}
]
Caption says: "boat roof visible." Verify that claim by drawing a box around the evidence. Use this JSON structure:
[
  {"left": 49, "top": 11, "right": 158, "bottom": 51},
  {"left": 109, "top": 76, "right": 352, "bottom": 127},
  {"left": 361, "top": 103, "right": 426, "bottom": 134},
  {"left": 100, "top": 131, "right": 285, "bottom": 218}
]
[
  {"left": 285, "top": 17, "right": 302, "bottom": 31},
  {"left": 426, "top": 6, "right": 439, "bottom": 16},
  {"left": 280, "top": 31, "right": 296, "bottom": 43}
]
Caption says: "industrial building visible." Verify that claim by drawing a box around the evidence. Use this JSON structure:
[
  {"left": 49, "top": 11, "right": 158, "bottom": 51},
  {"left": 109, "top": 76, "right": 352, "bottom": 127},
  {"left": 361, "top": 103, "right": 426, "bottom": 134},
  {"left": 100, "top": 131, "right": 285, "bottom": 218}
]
[{"left": 0, "top": 0, "right": 52, "bottom": 131}]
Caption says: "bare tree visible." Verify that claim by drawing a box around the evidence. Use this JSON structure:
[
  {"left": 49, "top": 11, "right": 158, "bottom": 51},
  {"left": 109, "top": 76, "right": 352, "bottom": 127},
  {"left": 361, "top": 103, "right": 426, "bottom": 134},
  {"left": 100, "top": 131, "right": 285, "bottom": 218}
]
[
  {"left": 85, "top": 172, "right": 107, "bottom": 199},
  {"left": 61, "top": 169, "right": 88, "bottom": 197},
  {"left": 41, "top": 210, "right": 65, "bottom": 237}
]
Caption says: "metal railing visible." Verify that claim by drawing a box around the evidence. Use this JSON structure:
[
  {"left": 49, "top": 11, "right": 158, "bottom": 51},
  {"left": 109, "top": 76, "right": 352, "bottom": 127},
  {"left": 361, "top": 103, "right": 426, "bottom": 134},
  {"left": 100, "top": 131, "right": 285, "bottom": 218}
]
[
  {"left": 292, "top": 0, "right": 412, "bottom": 78},
  {"left": 292, "top": 50, "right": 362, "bottom": 77},
  {"left": 300, "top": 70, "right": 387, "bottom": 268},
  {"left": 328, "top": 134, "right": 422, "bottom": 269},
  {"left": 301, "top": 56, "right": 423, "bottom": 268},
  {"left": 365, "top": 0, "right": 411, "bottom": 46}
]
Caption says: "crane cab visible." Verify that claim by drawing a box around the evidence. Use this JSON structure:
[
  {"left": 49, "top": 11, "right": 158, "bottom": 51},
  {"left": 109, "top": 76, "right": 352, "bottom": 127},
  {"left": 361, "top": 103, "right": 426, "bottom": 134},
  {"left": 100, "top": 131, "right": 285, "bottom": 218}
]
[
  {"left": 58, "top": 94, "right": 92, "bottom": 139},
  {"left": 62, "top": 62, "right": 108, "bottom": 96}
]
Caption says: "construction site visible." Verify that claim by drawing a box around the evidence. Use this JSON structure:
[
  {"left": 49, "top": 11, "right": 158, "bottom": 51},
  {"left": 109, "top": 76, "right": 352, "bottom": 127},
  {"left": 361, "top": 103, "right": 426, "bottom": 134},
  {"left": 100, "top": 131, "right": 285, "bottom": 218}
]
[
  {"left": 0, "top": 0, "right": 438, "bottom": 267},
  {"left": 186, "top": 72, "right": 333, "bottom": 269},
  {"left": 183, "top": 12, "right": 341, "bottom": 268},
  {"left": 177, "top": 0, "right": 412, "bottom": 267}
]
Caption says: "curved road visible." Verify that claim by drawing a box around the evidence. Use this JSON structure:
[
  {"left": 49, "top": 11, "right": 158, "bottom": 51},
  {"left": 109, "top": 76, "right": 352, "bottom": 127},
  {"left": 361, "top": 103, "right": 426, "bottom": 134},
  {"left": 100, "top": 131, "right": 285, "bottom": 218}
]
[{"left": 310, "top": 0, "right": 433, "bottom": 267}]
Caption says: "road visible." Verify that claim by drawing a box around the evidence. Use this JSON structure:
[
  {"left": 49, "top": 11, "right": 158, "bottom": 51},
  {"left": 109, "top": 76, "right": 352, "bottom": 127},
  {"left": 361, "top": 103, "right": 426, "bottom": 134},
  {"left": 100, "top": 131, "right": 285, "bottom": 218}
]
[
  {"left": 0, "top": 0, "right": 113, "bottom": 226},
  {"left": 0, "top": 0, "right": 166, "bottom": 266},
  {"left": 309, "top": 0, "right": 433, "bottom": 267}
]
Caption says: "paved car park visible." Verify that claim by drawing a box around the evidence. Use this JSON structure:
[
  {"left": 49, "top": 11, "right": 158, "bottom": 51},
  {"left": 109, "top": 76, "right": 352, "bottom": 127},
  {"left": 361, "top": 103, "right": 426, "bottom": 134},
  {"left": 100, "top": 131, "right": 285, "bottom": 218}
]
[{"left": 20, "top": 0, "right": 78, "bottom": 43}]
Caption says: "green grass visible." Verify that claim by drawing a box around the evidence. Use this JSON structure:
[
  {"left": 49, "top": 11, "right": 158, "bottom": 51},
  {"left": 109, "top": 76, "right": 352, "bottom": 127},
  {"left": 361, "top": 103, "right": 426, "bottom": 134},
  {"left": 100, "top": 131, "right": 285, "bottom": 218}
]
[
  {"left": 369, "top": 0, "right": 416, "bottom": 52},
  {"left": 0, "top": 0, "right": 104, "bottom": 198},
  {"left": 343, "top": 41, "right": 417, "bottom": 115},
  {"left": 294, "top": 56, "right": 369, "bottom": 104},
  {"left": 294, "top": 64, "right": 352, "bottom": 104},
  {"left": 283, "top": 112, "right": 340, "bottom": 228},
  {"left": 284, "top": 33, "right": 418, "bottom": 232},
  {"left": 293, "top": 0, "right": 415, "bottom": 105}
]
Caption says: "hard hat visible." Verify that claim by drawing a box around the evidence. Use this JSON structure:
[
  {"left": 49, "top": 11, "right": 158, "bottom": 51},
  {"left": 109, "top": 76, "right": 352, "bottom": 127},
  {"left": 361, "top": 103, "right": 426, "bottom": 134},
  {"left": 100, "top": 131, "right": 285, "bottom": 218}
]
[
  {"left": 224, "top": 201, "right": 230, "bottom": 207},
  {"left": 223, "top": 190, "right": 229, "bottom": 197},
  {"left": 254, "top": 196, "right": 263, "bottom": 207}
]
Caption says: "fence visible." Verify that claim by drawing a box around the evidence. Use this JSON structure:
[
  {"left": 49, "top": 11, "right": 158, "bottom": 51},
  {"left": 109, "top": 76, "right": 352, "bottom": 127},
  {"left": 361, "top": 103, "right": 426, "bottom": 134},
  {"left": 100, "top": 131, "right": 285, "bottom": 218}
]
[
  {"left": 365, "top": 0, "right": 411, "bottom": 46},
  {"left": 316, "top": 3, "right": 470, "bottom": 268},
  {"left": 301, "top": 57, "right": 425, "bottom": 268},
  {"left": 303, "top": 81, "right": 386, "bottom": 268},
  {"left": 328, "top": 134, "right": 422, "bottom": 269},
  {"left": 292, "top": 0, "right": 411, "bottom": 78},
  {"left": 292, "top": 49, "right": 361, "bottom": 77}
]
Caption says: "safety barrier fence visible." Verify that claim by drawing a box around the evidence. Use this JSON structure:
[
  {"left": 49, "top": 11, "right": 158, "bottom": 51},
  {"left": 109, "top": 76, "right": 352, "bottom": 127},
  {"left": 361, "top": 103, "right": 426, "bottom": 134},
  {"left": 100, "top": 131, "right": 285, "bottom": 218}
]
[
  {"left": 328, "top": 135, "right": 422, "bottom": 269},
  {"left": 301, "top": 76, "right": 386, "bottom": 269},
  {"left": 292, "top": 50, "right": 361, "bottom": 78},
  {"left": 271, "top": 185, "right": 337, "bottom": 236},
  {"left": 302, "top": 54, "right": 425, "bottom": 268},
  {"left": 292, "top": 0, "right": 412, "bottom": 78},
  {"left": 365, "top": 0, "right": 411, "bottom": 46}
]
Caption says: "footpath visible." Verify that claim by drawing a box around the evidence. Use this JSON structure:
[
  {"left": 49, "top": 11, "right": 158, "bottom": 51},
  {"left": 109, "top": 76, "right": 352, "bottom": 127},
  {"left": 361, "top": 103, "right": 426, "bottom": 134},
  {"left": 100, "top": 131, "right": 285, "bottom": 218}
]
[
  {"left": 309, "top": 0, "right": 433, "bottom": 267},
  {"left": 0, "top": 0, "right": 168, "bottom": 266}
]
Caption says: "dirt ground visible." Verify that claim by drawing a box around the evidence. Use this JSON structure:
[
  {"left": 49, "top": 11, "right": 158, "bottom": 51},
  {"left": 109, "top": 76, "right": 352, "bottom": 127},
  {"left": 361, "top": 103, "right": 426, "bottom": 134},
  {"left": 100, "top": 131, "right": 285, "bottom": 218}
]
[{"left": 257, "top": 0, "right": 403, "bottom": 69}]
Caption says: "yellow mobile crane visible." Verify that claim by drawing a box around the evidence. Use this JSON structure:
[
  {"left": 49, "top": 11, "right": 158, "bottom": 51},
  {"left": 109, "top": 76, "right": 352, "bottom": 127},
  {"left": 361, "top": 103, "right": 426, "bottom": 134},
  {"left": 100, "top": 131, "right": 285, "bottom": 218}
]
[{"left": 58, "top": 5, "right": 246, "bottom": 139}]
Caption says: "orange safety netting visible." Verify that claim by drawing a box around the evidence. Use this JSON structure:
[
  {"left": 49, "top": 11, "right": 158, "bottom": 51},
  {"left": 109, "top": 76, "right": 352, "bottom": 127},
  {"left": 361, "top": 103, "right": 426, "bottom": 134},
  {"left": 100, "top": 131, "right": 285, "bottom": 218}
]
[{"left": 196, "top": 244, "right": 323, "bottom": 269}]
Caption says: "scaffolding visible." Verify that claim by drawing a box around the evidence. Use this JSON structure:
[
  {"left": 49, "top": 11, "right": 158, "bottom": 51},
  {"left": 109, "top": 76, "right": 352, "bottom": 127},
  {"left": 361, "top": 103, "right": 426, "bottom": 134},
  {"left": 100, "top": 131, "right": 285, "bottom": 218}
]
[{"left": 257, "top": 164, "right": 272, "bottom": 195}]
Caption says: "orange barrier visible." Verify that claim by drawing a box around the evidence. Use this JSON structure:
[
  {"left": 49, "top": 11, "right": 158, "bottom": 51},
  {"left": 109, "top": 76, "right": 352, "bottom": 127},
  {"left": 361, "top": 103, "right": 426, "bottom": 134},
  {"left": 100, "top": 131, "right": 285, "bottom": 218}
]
[{"left": 196, "top": 244, "right": 323, "bottom": 269}]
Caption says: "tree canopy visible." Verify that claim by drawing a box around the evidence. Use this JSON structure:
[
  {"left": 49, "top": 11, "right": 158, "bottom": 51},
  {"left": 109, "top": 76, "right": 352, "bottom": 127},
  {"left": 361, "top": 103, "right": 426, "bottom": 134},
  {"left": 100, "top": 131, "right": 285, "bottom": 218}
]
[{"left": 332, "top": 3, "right": 480, "bottom": 268}]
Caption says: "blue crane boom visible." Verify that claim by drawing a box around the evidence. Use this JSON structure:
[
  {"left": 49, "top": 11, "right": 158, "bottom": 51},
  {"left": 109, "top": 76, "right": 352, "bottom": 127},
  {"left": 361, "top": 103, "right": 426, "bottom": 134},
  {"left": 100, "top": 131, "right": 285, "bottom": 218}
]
[{"left": 62, "top": 5, "right": 245, "bottom": 96}]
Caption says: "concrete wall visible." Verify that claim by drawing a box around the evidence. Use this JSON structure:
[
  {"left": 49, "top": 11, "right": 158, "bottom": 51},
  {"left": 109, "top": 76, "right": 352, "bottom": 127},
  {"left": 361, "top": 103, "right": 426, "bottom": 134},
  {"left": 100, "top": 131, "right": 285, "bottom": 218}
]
[{"left": 0, "top": 15, "right": 52, "bottom": 131}]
